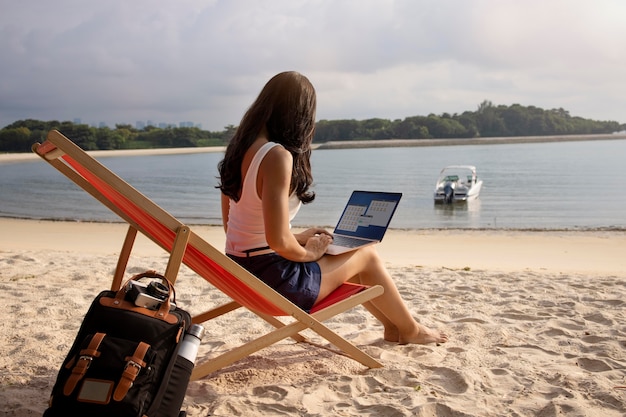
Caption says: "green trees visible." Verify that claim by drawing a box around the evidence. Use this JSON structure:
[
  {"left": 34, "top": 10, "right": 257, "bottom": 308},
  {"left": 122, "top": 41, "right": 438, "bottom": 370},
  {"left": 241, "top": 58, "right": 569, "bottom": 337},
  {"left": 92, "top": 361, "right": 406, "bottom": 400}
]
[
  {"left": 0, "top": 127, "right": 31, "bottom": 152},
  {"left": 314, "top": 101, "right": 623, "bottom": 143},
  {"left": 1, "top": 103, "right": 623, "bottom": 152},
  {"left": 0, "top": 121, "right": 229, "bottom": 152}
]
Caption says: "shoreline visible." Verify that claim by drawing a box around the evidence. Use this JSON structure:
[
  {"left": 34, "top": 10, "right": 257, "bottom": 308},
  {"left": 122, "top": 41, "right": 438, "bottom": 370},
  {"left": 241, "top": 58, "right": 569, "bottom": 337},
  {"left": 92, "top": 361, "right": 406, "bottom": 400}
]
[
  {"left": 3, "top": 133, "right": 626, "bottom": 164},
  {"left": 2, "top": 214, "right": 625, "bottom": 233},
  {"left": 315, "top": 132, "right": 626, "bottom": 149}
]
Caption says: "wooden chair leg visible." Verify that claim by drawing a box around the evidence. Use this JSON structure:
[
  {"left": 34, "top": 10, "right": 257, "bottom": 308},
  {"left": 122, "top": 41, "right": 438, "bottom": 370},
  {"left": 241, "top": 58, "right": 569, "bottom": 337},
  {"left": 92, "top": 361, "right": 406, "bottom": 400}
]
[
  {"left": 111, "top": 226, "right": 138, "bottom": 290},
  {"left": 164, "top": 225, "right": 190, "bottom": 284}
]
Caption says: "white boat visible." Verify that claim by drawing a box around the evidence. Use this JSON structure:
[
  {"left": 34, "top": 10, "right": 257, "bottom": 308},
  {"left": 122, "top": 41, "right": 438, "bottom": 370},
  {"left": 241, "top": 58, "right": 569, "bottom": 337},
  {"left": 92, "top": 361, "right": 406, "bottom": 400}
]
[{"left": 433, "top": 165, "right": 483, "bottom": 203}]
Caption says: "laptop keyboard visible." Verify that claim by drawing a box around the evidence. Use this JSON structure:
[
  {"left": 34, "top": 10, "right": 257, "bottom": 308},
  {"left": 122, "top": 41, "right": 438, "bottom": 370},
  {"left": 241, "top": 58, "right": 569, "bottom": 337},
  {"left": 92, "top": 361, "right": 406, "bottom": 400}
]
[{"left": 332, "top": 235, "right": 368, "bottom": 248}]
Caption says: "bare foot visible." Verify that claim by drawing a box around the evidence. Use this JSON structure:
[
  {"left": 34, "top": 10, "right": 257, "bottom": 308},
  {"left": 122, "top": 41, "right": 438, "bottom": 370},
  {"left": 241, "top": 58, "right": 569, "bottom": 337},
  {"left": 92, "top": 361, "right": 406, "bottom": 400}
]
[{"left": 399, "top": 323, "right": 448, "bottom": 345}]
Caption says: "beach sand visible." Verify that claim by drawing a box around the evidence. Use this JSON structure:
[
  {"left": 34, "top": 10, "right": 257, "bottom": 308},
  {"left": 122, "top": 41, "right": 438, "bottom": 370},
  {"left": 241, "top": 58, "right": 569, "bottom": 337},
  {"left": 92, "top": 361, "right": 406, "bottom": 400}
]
[{"left": 1, "top": 218, "right": 626, "bottom": 416}]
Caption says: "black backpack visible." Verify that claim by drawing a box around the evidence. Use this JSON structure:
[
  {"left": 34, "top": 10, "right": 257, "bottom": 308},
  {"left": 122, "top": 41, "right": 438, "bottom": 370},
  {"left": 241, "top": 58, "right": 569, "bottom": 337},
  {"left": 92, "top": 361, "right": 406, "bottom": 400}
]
[{"left": 44, "top": 271, "right": 194, "bottom": 417}]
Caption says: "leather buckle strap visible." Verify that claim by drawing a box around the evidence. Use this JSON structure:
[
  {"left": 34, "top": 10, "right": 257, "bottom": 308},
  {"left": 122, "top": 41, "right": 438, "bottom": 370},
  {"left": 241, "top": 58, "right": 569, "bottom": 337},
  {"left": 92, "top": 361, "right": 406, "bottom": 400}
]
[
  {"left": 63, "top": 332, "right": 106, "bottom": 396},
  {"left": 113, "top": 342, "right": 150, "bottom": 401}
]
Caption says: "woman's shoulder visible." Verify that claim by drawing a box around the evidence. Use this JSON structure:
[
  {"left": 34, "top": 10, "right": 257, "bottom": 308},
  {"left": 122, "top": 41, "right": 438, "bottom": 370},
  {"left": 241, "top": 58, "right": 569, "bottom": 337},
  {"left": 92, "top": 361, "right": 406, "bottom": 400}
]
[
  {"left": 259, "top": 143, "right": 292, "bottom": 179},
  {"left": 264, "top": 142, "right": 291, "bottom": 161}
]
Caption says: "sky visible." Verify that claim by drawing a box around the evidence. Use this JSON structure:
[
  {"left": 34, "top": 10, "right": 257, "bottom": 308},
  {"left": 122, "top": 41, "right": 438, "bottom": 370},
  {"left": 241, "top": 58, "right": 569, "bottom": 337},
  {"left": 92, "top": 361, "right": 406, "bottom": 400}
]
[{"left": 1, "top": 0, "right": 625, "bottom": 131}]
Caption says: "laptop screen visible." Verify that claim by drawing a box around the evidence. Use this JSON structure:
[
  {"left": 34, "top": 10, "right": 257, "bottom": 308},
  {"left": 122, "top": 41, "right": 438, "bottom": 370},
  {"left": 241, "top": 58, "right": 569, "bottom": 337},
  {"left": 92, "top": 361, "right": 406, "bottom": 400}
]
[{"left": 333, "top": 191, "right": 402, "bottom": 241}]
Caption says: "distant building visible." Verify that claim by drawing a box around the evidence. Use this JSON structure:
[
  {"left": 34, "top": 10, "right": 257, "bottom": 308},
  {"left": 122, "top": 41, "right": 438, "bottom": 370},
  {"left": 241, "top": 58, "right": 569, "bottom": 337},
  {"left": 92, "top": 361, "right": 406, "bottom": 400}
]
[{"left": 82, "top": 120, "right": 204, "bottom": 130}]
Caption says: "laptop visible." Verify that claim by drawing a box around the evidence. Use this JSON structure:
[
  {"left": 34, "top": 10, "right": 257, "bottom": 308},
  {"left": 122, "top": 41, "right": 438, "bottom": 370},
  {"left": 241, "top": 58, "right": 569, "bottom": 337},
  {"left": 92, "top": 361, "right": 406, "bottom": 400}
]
[{"left": 325, "top": 190, "right": 402, "bottom": 255}]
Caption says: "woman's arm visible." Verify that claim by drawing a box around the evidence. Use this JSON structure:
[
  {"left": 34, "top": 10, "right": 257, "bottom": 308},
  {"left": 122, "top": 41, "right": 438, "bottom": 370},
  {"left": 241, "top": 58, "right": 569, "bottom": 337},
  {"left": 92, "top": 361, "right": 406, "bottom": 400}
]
[
  {"left": 220, "top": 193, "right": 230, "bottom": 233},
  {"left": 260, "top": 146, "right": 330, "bottom": 261}
]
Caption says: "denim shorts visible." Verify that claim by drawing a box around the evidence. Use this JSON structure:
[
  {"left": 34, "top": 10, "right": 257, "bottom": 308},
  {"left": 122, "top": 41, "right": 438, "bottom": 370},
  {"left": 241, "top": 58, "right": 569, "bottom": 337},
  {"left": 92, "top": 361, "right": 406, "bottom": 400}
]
[{"left": 227, "top": 252, "right": 322, "bottom": 313}]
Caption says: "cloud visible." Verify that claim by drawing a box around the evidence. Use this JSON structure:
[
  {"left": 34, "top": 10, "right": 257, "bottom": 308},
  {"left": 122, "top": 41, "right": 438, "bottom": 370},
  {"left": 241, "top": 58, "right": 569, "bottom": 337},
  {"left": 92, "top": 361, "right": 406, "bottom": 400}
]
[{"left": 1, "top": 0, "right": 625, "bottom": 130}]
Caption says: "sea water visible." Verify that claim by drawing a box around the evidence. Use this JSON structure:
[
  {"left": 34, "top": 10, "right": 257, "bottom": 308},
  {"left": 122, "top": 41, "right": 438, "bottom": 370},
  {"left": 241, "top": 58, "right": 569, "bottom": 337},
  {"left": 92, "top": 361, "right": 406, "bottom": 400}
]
[{"left": 1, "top": 139, "right": 625, "bottom": 230}]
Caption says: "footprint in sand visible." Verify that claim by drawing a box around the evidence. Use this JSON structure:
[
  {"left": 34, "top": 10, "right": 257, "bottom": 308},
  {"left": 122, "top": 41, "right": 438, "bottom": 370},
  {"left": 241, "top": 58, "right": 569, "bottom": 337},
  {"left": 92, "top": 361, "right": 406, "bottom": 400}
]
[
  {"left": 575, "top": 357, "right": 612, "bottom": 372},
  {"left": 252, "top": 385, "right": 289, "bottom": 401},
  {"left": 583, "top": 312, "right": 614, "bottom": 326},
  {"left": 425, "top": 366, "right": 468, "bottom": 394},
  {"left": 6, "top": 253, "right": 37, "bottom": 264},
  {"left": 410, "top": 403, "right": 466, "bottom": 416}
]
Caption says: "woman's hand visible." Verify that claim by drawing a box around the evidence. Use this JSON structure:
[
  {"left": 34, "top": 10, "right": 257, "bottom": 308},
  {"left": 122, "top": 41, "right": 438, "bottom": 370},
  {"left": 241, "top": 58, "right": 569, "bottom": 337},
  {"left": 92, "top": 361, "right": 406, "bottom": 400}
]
[
  {"left": 303, "top": 232, "right": 333, "bottom": 261},
  {"left": 295, "top": 228, "right": 333, "bottom": 246}
]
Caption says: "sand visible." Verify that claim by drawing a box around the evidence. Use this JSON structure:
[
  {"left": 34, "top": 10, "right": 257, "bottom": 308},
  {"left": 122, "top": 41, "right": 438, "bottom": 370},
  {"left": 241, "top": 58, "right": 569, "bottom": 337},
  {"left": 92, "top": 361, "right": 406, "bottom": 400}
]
[{"left": 1, "top": 218, "right": 625, "bottom": 416}]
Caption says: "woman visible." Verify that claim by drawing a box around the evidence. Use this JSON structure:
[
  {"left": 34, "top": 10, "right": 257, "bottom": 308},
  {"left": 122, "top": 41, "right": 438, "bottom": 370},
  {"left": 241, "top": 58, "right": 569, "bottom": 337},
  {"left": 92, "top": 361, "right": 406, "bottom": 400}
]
[{"left": 218, "top": 71, "right": 447, "bottom": 345}]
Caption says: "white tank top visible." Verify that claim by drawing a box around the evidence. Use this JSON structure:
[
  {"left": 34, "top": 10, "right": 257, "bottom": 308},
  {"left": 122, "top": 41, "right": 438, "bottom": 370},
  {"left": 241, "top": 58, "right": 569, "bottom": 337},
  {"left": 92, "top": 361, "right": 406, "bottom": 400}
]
[{"left": 225, "top": 142, "right": 302, "bottom": 256}]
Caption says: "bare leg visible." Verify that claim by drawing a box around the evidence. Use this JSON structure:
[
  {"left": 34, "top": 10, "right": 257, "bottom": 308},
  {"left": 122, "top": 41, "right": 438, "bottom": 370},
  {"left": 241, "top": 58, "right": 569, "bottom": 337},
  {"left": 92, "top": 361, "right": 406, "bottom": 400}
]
[
  {"left": 346, "top": 275, "right": 399, "bottom": 341},
  {"left": 362, "top": 299, "right": 400, "bottom": 342},
  {"left": 316, "top": 246, "right": 448, "bottom": 344}
]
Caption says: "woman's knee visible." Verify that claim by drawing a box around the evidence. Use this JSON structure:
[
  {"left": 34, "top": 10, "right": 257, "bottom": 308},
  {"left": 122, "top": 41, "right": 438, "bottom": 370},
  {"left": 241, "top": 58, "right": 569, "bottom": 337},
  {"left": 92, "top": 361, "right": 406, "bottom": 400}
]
[
  {"left": 318, "top": 245, "right": 382, "bottom": 278},
  {"left": 358, "top": 245, "right": 383, "bottom": 265}
]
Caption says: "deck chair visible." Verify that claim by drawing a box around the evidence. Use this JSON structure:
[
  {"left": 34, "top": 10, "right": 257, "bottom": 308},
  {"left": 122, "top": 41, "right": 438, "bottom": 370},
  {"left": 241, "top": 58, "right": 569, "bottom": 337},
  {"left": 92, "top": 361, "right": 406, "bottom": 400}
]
[{"left": 32, "top": 130, "right": 384, "bottom": 380}]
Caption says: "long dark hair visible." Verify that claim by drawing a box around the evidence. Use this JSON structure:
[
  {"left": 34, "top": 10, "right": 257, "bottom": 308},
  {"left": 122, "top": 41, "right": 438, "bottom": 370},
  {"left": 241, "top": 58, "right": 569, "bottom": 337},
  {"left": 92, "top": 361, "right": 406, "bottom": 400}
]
[{"left": 218, "top": 71, "right": 316, "bottom": 203}]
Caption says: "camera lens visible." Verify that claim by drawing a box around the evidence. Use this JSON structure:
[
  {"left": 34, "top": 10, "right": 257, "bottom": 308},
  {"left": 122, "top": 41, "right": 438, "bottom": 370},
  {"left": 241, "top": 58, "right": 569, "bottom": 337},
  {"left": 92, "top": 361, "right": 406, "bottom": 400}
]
[{"left": 147, "top": 281, "right": 169, "bottom": 300}]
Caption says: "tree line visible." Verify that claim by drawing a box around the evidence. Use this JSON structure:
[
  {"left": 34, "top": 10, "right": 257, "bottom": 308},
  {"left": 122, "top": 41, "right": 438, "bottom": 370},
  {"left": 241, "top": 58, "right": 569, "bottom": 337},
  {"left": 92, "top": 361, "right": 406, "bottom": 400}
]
[
  {"left": 1, "top": 101, "right": 623, "bottom": 153},
  {"left": 314, "top": 101, "right": 623, "bottom": 142},
  {"left": 0, "top": 120, "right": 234, "bottom": 153}
]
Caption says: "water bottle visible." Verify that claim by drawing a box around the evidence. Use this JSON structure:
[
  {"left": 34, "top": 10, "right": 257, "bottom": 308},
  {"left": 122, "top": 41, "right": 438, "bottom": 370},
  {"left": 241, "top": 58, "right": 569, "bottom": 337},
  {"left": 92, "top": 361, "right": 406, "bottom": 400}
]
[
  {"left": 178, "top": 324, "right": 204, "bottom": 363},
  {"left": 155, "top": 324, "right": 204, "bottom": 417}
]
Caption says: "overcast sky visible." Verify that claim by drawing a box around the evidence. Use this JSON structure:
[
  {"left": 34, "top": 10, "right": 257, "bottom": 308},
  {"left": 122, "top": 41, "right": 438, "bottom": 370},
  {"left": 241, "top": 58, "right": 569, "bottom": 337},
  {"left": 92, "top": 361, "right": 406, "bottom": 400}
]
[{"left": 1, "top": 0, "right": 625, "bottom": 131}]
